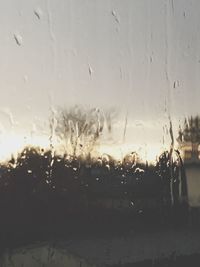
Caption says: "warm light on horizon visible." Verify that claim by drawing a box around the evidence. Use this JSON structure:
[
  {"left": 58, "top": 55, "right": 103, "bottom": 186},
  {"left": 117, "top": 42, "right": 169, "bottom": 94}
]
[
  {"left": 0, "top": 133, "right": 50, "bottom": 162},
  {"left": 98, "top": 143, "right": 170, "bottom": 164},
  {"left": 0, "top": 131, "right": 174, "bottom": 164},
  {"left": 0, "top": 134, "right": 169, "bottom": 163}
]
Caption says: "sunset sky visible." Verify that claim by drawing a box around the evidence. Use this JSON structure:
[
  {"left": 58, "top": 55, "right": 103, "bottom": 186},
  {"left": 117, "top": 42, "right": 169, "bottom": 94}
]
[{"left": 0, "top": 0, "right": 200, "bottom": 161}]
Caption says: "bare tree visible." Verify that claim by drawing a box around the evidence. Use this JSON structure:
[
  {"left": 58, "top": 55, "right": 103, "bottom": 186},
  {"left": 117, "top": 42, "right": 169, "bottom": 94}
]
[
  {"left": 53, "top": 105, "right": 116, "bottom": 157},
  {"left": 178, "top": 115, "right": 200, "bottom": 143},
  {"left": 177, "top": 115, "right": 200, "bottom": 160},
  {"left": 103, "top": 107, "right": 118, "bottom": 134}
]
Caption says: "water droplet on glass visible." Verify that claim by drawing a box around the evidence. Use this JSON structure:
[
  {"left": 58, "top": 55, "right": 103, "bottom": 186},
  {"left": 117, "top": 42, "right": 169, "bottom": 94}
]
[
  {"left": 88, "top": 65, "right": 93, "bottom": 76},
  {"left": 135, "top": 121, "right": 144, "bottom": 127},
  {"left": 14, "top": 33, "right": 23, "bottom": 46},
  {"left": 0, "top": 108, "right": 15, "bottom": 127},
  {"left": 34, "top": 7, "right": 43, "bottom": 20},
  {"left": 50, "top": 159, "right": 54, "bottom": 167},
  {"left": 111, "top": 10, "right": 120, "bottom": 24},
  {"left": 173, "top": 80, "right": 180, "bottom": 89},
  {"left": 134, "top": 167, "right": 144, "bottom": 174}
]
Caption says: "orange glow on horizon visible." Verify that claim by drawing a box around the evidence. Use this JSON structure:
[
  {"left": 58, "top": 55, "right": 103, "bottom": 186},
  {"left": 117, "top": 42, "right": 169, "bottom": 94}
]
[{"left": 0, "top": 133, "right": 172, "bottom": 164}]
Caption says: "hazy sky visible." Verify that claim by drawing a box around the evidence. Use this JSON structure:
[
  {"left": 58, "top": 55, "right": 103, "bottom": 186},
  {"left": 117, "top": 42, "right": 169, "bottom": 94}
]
[{"left": 0, "top": 0, "right": 200, "bottom": 159}]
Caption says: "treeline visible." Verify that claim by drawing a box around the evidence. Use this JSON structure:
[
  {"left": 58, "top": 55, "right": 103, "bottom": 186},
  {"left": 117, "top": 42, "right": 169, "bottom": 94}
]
[{"left": 0, "top": 146, "right": 188, "bottom": 242}]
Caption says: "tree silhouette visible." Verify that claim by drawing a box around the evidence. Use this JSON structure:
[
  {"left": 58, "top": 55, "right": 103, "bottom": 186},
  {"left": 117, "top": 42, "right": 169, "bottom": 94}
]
[
  {"left": 178, "top": 116, "right": 200, "bottom": 143},
  {"left": 178, "top": 115, "right": 200, "bottom": 161},
  {"left": 53, "top": 105, "right": 116, "bottom": 157}
]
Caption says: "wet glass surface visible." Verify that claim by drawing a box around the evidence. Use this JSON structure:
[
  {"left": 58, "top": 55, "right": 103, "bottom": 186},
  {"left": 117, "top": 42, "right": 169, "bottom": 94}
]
[{"left": 0, "top": 0, "right": 200, "bottom": 266}]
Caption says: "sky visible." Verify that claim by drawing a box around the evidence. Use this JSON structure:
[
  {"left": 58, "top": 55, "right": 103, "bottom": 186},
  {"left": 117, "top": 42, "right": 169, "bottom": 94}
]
[{"left": 0, "top": 0, "right": 200, "bottom": 161}]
